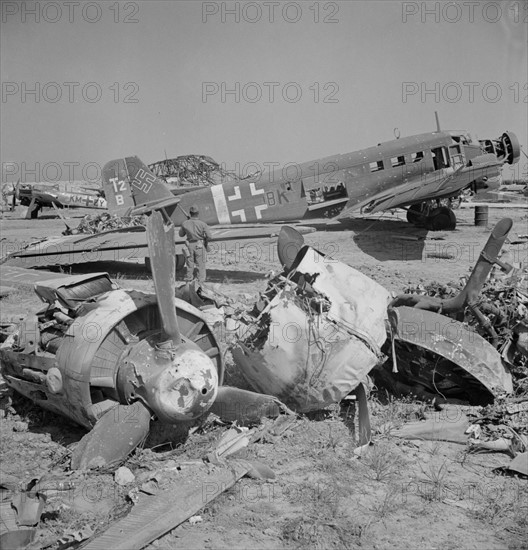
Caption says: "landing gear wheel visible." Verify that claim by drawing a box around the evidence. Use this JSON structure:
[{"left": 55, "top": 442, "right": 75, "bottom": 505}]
[
  {"left": 406, "top": 204, "right": 425, "bottom": 226},
  {"left": 426, "top": 207, "right": 456, "bottom": 231}
]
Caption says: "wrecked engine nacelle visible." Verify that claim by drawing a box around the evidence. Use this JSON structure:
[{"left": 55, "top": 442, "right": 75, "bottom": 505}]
[
  {"left": 0, "top": 273, "right": 223, "bottom": 429},
  {"left": 231, "top": 246, "right": 391, "bottom": 412}
]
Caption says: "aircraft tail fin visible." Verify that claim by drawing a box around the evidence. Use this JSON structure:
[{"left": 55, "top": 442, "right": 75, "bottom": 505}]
[{"left": 102, "top": 156, "right": 175, "bottom": 216}]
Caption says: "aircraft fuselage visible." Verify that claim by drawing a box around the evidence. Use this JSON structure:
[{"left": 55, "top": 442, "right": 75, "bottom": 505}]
[{"left": 167, "top": 130, "right": 517, "bottom": 226}]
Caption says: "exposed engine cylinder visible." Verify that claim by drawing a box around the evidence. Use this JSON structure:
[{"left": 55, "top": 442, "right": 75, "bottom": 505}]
[{"left": 0, "top": 276, "right": 223, "bottom": 429}]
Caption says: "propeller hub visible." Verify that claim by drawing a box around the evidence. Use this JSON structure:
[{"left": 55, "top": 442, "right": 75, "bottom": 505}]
[
  {"left": 150, "top": 347, "right": 218, "bottom": 422},
  {"left": 116, "top": 341, "right": 219, "bottom": 422}
]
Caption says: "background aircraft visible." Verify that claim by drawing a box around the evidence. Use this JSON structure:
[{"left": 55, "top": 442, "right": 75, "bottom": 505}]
[
  {"left": 2, "top": 121, "right": 520, "bottom": 270},
  {"left": 103, "top": 123, "right": 520, "bottom": 231},
  {"left": 2, "top": 180, "right": 107, "bottom": 219}
]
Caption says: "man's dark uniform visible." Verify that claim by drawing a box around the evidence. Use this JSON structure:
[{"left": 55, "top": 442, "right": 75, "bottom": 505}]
[{"left": 179, "top": 206, "right": 212, "bottom": 283}]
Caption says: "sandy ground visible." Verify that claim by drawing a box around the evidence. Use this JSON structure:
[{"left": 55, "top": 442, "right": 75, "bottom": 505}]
[{"left": 0, "top": 205, "right": 527, "bottom": 549}]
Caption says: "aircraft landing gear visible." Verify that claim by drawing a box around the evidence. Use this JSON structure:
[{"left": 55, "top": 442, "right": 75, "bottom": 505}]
[
  {"left": 406, "top": 204, "right": 424, "bottom": 225},
  {"left": 426, "top": 206, "right": 456, "bottom": 231},
  {"left": 406, "top": 201, "right": 457, "bottom": 231},
  {"left": 27, "top": 200, "right": 41, "bottom": 219}
]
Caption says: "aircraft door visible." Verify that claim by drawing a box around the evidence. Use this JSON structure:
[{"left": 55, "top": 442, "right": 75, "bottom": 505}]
[
  {"left": 431, "top": 147, "right": 450, "bottom": 170},
  {"left": 448, "top": 145, "right": 464, "bottom": 170}
]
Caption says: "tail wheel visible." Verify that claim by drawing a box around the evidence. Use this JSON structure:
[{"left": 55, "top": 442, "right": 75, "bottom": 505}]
[{"left": 426, "top": 207, "right": 456, "bottom": 231}]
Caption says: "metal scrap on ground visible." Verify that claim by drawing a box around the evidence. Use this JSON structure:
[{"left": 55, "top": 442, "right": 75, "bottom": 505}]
[{"left": 0, "top": 217, "right": 527, "bottom": 549}]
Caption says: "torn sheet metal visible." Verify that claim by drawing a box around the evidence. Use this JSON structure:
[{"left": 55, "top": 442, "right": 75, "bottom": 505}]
[
  {"left": 391, "top": 406, "right": 470, "bottom": 444},
  {"left": 232, "top": 246, "right": 391, "bottom": 412},
  {"left": 388, "top": 306, "right": 513, "bottom": 403},
  {"left": 505, "top": 452, "right": 528, "bottom": 476},
  {"left": 82, "top": 460, "right": 252, "bottom": 550}
]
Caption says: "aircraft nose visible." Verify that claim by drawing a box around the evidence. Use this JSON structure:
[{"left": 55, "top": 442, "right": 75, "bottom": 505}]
[
  {"left": 501, "top": 131, "right": 521, "bottom": 165},
  {"left": 147, "top": 348, "right": 219, "bottom": 422}
]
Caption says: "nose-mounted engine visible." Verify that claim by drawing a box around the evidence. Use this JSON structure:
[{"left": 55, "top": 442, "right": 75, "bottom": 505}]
[
  {"left": 0, "top": 214, "right": 223, "bottom": 431},
  {"left": 479, "top": 131, "right": 521, "bottom": 165}
]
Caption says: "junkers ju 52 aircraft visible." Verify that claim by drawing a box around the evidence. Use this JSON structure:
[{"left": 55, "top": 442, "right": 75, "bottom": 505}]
[
  {"left": 1, "top": 118, "right": 520, "bottom": 269},
  {"left": 103, "top": 118, "right": 520, "bottom": 232},
  {"left": 3, "top": 180, "right": 107, "bottom": 219}
]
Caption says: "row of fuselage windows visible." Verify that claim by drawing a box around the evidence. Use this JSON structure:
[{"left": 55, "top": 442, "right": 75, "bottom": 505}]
[{"left": 368, "top": 147, "right": 449, "bottom": 173}]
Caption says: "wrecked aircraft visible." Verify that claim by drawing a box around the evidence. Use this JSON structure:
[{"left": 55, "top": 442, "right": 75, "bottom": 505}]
[
  {"left": 0, "top": 212, "right": 283, "bottom": 469},
  {"left": 102, "top": 118, "right": 520, "bottom": 232},
  {"left": 2, "top": 180, "right": 107, "bottom": 219},
  {"left": 0, "top": 217, "right": 518, "bottom": 470},
  {"left": 229, "top": 220, "right": 515, "bottom": 409}
]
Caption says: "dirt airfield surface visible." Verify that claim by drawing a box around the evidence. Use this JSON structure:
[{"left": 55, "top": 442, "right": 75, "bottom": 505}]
[{"left": 0, "top": 205, "right": 527, "bottom": 550}]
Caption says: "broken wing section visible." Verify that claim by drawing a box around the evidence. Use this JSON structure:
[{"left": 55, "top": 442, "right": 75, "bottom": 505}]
[
  {"left": 231, "top": 246, "right": 391, "bottom": 412},
  {"left": 378, "top": 306, "right": 513, "bottom": 405}
]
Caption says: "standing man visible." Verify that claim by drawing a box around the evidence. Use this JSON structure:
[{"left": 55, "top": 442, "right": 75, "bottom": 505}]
[{"left": 179, "top": 205, "right": 212, "bottom": 284}]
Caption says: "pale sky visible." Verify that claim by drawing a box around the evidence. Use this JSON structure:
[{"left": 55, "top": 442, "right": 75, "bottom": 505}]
[{"left": 1, "top": 0, "right": 527, "bottom": 183}]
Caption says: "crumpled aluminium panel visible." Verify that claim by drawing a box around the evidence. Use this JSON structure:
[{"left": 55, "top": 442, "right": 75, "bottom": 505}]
[{"left": 232, "top": 247, "right": 391, "bottom": 412}]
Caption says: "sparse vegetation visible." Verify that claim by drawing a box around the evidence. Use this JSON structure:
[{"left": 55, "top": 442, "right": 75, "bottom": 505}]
[{"left": 1, "top": 208, "right": 527, "bottom": 549}]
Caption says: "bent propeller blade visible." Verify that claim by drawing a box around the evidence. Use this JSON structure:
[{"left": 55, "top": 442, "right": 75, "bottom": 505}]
[
  {"left": 146, "top": 211, "right": 182, "bottom": 345},
  {"left": 71, "top": 402, "right": 151, "bottom": 470},
  {"left": 210, "top": 386, "right": 284, "bottom": 424}
]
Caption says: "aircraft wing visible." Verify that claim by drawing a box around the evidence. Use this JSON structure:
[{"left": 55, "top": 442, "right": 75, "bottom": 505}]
[
  {"left": 337, "top": 154, "right": 503, "bottom": 218},
  {"left": 1, "top": 225, "right": 314, "bottom": 269},
  {"left": 0, "top": 264, "right": 111, "bottom": 287}
]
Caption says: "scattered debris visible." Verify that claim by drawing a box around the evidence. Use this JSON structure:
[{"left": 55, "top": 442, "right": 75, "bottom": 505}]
[
  {"left": 206, "top": 426, "right": 252, "bottom": 464},
  {"left": 83, "top": 460, "right": 253, "bottom": 550},
  {"left": 115, "top": 466, "right": 136, "bottom": 486},
  {"left": 58, "top": 525, "right": 95, "bottom": 546},
  {"left": 390, "top": 406, "right": 470, "bottom": 444},
  {"left": 0, "top": 218, "right": 526, "bottom": 547},
  {"left": 11, "top": 486, "right": 46, "bottom": 526},
  {"left": 188, "top": 515, "right": 203, "bottom": 525},
  {"left": 504, "top": 451, "right": 528, "bottom": 476},
  {"left": 64, "top": 211, "right": 147, "bottom": 235}
]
